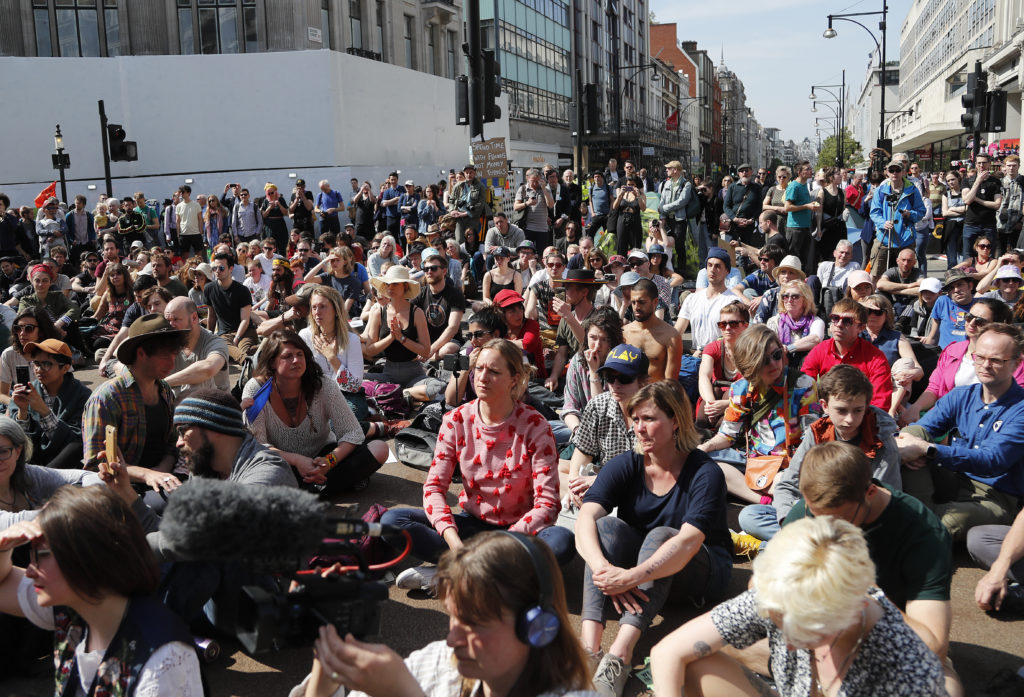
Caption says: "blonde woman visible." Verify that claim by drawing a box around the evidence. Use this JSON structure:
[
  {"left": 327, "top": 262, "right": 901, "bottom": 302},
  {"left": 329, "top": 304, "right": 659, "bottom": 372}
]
[
  {"left": 766, "top": 280, "right": 824, "bottom": 356},
  {"left": 651, "top": 511, "right": 945, "bottom": 697},
  {"left": 299, "top": 286, "right": 365, "bottom": 417}
]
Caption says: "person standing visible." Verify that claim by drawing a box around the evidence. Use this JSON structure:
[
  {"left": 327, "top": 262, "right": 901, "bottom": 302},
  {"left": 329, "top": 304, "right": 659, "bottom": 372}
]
[
  {"left": 514, "top": 168, "right": 555, "bottom": 251},
  {"left": 724, "top": 164, "right": 763, "bottom": 264},
  {"left": 289, "top": 179, "right": 315, "bottom": 236},
  {"left": 868, "top": 160, "right": 926, "bottom": 282},
  {"left": 260, "top": 183, "right": 290, "bottom": 252},
  {"left": 997, "top": 155, "right": 1024, "bottom": 254},
  {"left": 783, "top": 161, "right": 820, "bottom": 276},
  {"left": 175, "top": 185, "right": 205, "bottom": 260},
  {"left": 961, "top": 152, "right": 1003, "bottom": 258}
]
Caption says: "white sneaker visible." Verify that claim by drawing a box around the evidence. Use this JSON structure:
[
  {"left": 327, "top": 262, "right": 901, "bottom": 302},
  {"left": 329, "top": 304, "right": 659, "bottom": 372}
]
[{"left": 395, "top": 565, "right": 437, "bottom": 592}]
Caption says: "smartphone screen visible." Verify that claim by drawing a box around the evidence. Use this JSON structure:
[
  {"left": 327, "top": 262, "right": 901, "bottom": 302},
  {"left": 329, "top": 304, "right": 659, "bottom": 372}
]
[{"left": 15, "top": 365, "right": 29, "bottom": 386}]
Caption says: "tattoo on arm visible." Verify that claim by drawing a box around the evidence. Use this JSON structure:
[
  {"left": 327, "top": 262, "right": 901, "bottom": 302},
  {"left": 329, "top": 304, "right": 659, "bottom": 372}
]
[{"left": 694, "top": 641, "right": 712, "bottom": 658}]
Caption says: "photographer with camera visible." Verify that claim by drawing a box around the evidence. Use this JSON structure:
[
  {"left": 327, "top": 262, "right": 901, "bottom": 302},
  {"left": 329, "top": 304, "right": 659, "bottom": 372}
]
[
  {"left": 515, "top": 168, "right": 556, "bottom": 252},
  {"left": 868, "top": 161, "right": 926, "bottom": 282},
  {"left": 293, "top": 531, "right": 594, "bottom": 697}
]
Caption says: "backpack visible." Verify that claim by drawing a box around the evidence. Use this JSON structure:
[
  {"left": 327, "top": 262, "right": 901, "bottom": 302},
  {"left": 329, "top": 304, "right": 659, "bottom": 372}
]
[
  {"left": 362, "top": 379, "right": 408, "bottom": 419},
  {"left": 394, "top": 405, "right": 446, "bottom": 471}
]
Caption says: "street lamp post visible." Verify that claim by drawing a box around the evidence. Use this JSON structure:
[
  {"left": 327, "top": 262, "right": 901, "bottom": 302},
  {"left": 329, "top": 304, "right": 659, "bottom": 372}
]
[
  {"left": 823, "top": 2, "right": 888, "bottom": 144},
  {"left": 51, "top": 125, "right": 69, "bottom": 203},
  {"left": 614, "top": 62, "right": 660, "bottom": 161},
  {"left": 809, "top": 70, "right": 846, "bottom": 167}
]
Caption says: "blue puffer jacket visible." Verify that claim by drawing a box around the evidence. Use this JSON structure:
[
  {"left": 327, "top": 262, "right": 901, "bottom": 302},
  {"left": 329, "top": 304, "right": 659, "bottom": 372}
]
[{"left": 869, "top": 179, "right": 926, "bottom": 248}]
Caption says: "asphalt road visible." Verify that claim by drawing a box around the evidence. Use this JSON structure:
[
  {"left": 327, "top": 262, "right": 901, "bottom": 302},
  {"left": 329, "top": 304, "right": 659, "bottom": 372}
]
[{"left": 4, "top": 322, "right": 1024, "bottom": 696}]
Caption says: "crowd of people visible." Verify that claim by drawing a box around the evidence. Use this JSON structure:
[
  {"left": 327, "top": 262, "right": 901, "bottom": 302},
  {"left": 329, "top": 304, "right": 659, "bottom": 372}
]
[{"left": 0, "top": 149, "right": 1023, "bottom": 697}]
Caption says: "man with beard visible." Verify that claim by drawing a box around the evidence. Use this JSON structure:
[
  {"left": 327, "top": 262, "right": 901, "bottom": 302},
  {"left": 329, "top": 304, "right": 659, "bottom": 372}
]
[
  {"left": 622, "top": 278, "right": 682, "bottom": 381},
  {"left": 173, "top": 389, "right": 296, "bottom": 486},
  {"left": 163, "top": 297, "right": 230, "bottom": 399},
  {"left": 150, "top": 253, "right": 189, "bottom": 297}
]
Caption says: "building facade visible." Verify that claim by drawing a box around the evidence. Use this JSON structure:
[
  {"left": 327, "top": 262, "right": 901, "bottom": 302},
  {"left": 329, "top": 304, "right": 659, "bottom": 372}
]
[
  {"left": 982, "top": 0, "right": 1024, "bottom": 160},
  {"left": 891, "top": 0, "right": 997, "bottom": 168}
]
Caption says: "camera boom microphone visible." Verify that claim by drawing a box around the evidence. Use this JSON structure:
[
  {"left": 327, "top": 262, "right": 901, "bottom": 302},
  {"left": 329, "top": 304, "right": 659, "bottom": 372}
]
[{"left": 160, "top": 479, "right": 330, "bottom": 562}]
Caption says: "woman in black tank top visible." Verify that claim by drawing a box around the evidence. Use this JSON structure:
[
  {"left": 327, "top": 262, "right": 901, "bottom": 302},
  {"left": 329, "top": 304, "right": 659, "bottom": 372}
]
[
  {"left": 364, "top": 266, "right": 431, "bottom": 387},
  {"left": 481, "top": 248, "right": 523, "bottom": 304},
  {"left": 815, "top": 166, "right": 847, "bottom": 263}
]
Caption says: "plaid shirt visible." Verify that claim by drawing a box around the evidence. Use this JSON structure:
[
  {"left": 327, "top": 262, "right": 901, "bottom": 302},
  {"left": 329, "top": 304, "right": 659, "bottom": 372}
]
[
  {"left": 570, "top": 390, "right": 635, "bottom": 470},
  {"left": 82, "top": 371, "right": 175, "bottom": 469},
  {"left": 15, "top": 382, "right": 58, "bottom": 436}
]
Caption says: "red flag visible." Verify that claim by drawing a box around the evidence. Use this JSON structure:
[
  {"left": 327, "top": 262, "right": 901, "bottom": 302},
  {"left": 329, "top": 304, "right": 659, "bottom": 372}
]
[
  {"left": 34, "top": 182, "right": 57, "bottom": 208},
  {"left": 666, "top": 110, "right": 679, "bottom": 132}
]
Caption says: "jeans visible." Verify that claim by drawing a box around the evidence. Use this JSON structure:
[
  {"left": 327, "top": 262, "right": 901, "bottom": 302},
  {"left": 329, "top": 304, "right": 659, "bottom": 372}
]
[
  {"left": 915, "top": 228, "right": 931, "bottom": 276},
  {"left": 737, "top": 504, "right": 780, "bottom": 543},
  {"left": 944, "top": 219, "right": 963, "bottom": 268},
  {"left": 549, "top": 419, "right": 571, "bottom": 448},
  {"left": 581, "top": 516, "right": 730, "bottom": 631},
  {"left": 963, "top": 223, "right": 995, "bottom": 260},
  {"left": 380, "top": 508, "right": 576, "bottom": 566}
]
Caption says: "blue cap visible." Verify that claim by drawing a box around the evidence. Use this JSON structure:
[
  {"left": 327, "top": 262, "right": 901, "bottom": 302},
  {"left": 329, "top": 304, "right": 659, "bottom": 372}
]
[
  {"left": 706, "top": 246, "right": 731, "bottom": 270},
  {"left": 421, "top": 246, "right": 442, "bottom": 261},
  {"left": 599, "top": 343, "right": 649, "bottom": 377},
  {"left": 648, "top": 243, "right": 667, "bottom": 257},
  {"left": 617, "top": 271, "right": 642, "bottom": 287}
]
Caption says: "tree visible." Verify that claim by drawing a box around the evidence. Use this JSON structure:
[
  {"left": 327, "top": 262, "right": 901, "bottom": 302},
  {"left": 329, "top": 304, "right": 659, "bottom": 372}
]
[{"left": 817, "top": 128, "right": 862, "bottom": 169}]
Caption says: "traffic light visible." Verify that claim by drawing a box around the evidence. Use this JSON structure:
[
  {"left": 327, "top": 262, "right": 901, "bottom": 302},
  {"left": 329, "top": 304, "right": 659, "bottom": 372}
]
[
  {"left": 987, "top": 89, "right": 1007, "bottom": 133},
  {"left": 106, "top": 123, "right": 137, "bottom": 162},
  {"left": 584, "top": 83, "right": 599, "bottom": 133},
  {"left": 482, "top": 49, "right": 501, "bottom": 123},
  {"left": 961, "top": 65, "right": 988, "bottom": 132},
  {"left": 455, "top": 75, "right": 469, "bottom": 126}
]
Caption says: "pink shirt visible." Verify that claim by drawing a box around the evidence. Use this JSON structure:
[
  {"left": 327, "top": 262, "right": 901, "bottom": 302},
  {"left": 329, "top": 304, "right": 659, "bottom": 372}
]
[
  {"left": 424, "top": 400, "right": 560, "bottom": 537},
  {"left": 926, "top": 339, "right": 1024, "bottom": 399}
]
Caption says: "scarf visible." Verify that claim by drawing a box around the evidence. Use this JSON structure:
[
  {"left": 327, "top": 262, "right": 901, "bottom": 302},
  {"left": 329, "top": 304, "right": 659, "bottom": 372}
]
[{"left": 777, "top": 312, "right": 813, "bottom": 345}]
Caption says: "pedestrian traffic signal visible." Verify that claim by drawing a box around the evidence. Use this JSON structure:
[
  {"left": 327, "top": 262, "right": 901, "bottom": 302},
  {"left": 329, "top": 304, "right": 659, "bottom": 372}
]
[
  {"left": 107, "top": 123, "right": 138, "bottom": 162},
  {"left": 482, "top": 49, "right": 501, "bottom": 123},
  {"left": 584, "top": 83, "right": 599, "bottom": 133},
  {"left": 987, "top": 89, "right": 1007, "bottom": 133},
  {"left": 455, "top": 75, "right": 470, "bottom": 126},
  {"left": 961, "top": 66, "right": 988, "bottom": 132}
]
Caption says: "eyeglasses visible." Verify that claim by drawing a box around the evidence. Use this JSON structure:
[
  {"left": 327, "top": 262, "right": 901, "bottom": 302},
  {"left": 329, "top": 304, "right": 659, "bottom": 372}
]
[
  {"left": 829, "top": 315, "right": 858, "bottom": 328},
  {"left": 781, "top": 293, "right": 803, "bottom": 301},
  {"left": 0, "top": 446, "right": 16, "bottom": 460},
  {"left": 12, "top": 324, "right": 37, "bottom": 333},
  {"left": 965, "top": 313, "right": 990, "bottom": 326},
  {"left": 29, "top": 546, "right": 51, "bottom": 567},
  {"left": 603, "top": 372, "right": 638, "bottom": 385},
  {"left": 422, "top": 265, "right": 443, "bottom": 272},
  {"left": 763, "top": 348, "right": 784, "bottom": 366},
  {"left": 972, "top": 352, "right": 1011, "bottom": 368},
  {"left": 29, "top": 359, "right": 59, "bottom": 370},
  {"left": 467, "top": 330, "right": 492, "bottom": 340},
  {"left": 717, "top": 319, "right": 747, "bottom": 329}
]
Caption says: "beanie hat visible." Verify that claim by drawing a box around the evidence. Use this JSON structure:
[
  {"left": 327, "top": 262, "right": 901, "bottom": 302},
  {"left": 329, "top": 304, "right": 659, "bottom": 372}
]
[
  {"left": 706, "top": 246, "right": 731, "bottom": 270},
  {"left": 173, "top": 388, "right": 247, "bottom": 438}
]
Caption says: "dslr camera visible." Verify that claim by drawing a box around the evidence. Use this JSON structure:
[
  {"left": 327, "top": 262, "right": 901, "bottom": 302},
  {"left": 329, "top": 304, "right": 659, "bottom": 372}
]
[{"left": 442, "top": 353, "right": 471, "bottom": 372}]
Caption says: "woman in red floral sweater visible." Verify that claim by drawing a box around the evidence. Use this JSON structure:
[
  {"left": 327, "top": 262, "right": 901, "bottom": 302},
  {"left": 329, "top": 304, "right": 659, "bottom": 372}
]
[{"left": 383, "top": 338, "right": 574, "bottom": 590}]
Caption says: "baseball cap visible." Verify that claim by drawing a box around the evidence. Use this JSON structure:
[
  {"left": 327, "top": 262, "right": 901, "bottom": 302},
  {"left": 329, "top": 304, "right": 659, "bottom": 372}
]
[
  {"left": 617, "top": 271, "right": 642, "bottom": 288},
  {"left": 23, "top": 338, "right": 72, "bottom": 363},
  {"left": 599, "top": 344, "right": 649, "bottom": 378},
  {"left": 919, "top": 277, "right": 943, "bottom": 294},
  {"left": 494, "top": 289, "right": 525, "bottom": 308},
  {"left": 421, "top": 246, "right": 443, "bottom": 262},
  {"left": 627, "top": 249, "right": 649, "bottom": 262}
]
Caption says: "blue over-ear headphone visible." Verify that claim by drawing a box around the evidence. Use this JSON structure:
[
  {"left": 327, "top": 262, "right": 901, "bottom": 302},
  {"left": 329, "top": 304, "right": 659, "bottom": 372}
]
[{"left": 501, "top": 532, "right": 561, "bottom": 648}]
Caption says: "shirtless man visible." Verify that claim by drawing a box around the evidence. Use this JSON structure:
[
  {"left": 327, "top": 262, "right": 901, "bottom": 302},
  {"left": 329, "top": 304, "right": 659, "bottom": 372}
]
[{"left": 623, "top": 277, "right": 682, "bottom": 381}]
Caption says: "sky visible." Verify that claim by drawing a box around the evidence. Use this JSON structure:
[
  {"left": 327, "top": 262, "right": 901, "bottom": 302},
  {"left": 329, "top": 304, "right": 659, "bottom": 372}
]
[{"left": 650, "top": 0, "right": 915, "bottom": 147}]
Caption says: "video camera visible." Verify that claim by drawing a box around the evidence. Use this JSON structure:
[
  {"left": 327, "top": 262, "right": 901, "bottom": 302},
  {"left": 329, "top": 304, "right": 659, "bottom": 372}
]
[
  {"left": 442, "top": 352, "right": 471, "bottom": 372},
  {"left": 160, "top": 480, "right": 411, "bottom": 654}
]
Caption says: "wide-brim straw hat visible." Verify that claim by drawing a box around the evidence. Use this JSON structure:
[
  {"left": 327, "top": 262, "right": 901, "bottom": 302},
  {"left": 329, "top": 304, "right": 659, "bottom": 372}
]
[{"left": 370, "top": 265, "right": 421, "bottom": 299}]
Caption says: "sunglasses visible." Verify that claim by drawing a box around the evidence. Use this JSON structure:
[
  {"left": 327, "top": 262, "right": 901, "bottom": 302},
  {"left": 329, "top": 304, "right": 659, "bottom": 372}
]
[
  {"left": 865, "top": 307, "right": 886, "bottom": 316},
  {"left": 829, "top": 315, "right": 858, "bottom": 328},
  {"left": 467, "top": 330, "right": 492, "bottom": 340},
  {"left": 12, "top": 324, "right": 37, "bottom": 333},
  {"left": 603, "top": 372, "right": 638, "bottom": 385},
  {"left": 422, "top": 265, "right": 443, "bottom": 272},
  {"left": 758, "top": 256, "right": 771, "bottom": 262},
  {"left": 965, "top": 313, "right": 990, "bottom": 326},
  {"left": 763, "top": 348, "right": 784, "bottom": 366},
  {"left": 717, "top": 319, "right": 747, "bottom": 329},
  {"left": 628, "top": 260, "right": 645, "bottom": 267},
  {"left": 977, "top": 244, "right": 992, "bottom": 249},
  {"left": 781, "top": 293, "right": 803, "bottom": 301}
]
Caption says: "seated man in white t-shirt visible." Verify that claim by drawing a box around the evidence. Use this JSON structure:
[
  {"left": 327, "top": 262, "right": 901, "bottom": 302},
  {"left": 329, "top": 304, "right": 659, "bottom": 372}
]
[{"left": 675, "top": 247, "right": 741, "bottom": 353}]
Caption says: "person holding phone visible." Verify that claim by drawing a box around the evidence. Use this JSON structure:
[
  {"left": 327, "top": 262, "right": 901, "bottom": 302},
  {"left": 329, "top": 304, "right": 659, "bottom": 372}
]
[{"left": 611, "top": 176, "right": 647, "bottom": 257}]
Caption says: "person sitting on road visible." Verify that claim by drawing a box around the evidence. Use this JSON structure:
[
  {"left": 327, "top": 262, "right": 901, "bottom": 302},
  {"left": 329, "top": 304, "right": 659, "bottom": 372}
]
[
  {"left": 577, "top": 380, "right": 732, "bottom": 697},
  {"left": 382, "top": 339, "right": 574, "bottom": 591}
]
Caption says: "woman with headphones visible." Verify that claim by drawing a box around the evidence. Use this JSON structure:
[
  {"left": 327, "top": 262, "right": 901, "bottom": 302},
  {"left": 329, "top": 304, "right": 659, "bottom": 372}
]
[{"left": 293, "top": 531, "right": 597, "bottom": 697}]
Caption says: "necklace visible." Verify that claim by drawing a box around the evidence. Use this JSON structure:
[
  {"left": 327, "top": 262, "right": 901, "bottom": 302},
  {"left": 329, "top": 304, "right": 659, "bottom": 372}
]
[
  {"left": 0, "top": 490, "right": 18, "bottom": 509},
  {"left": 813, "top": 606, "right": 867, "bottom": 696}
]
